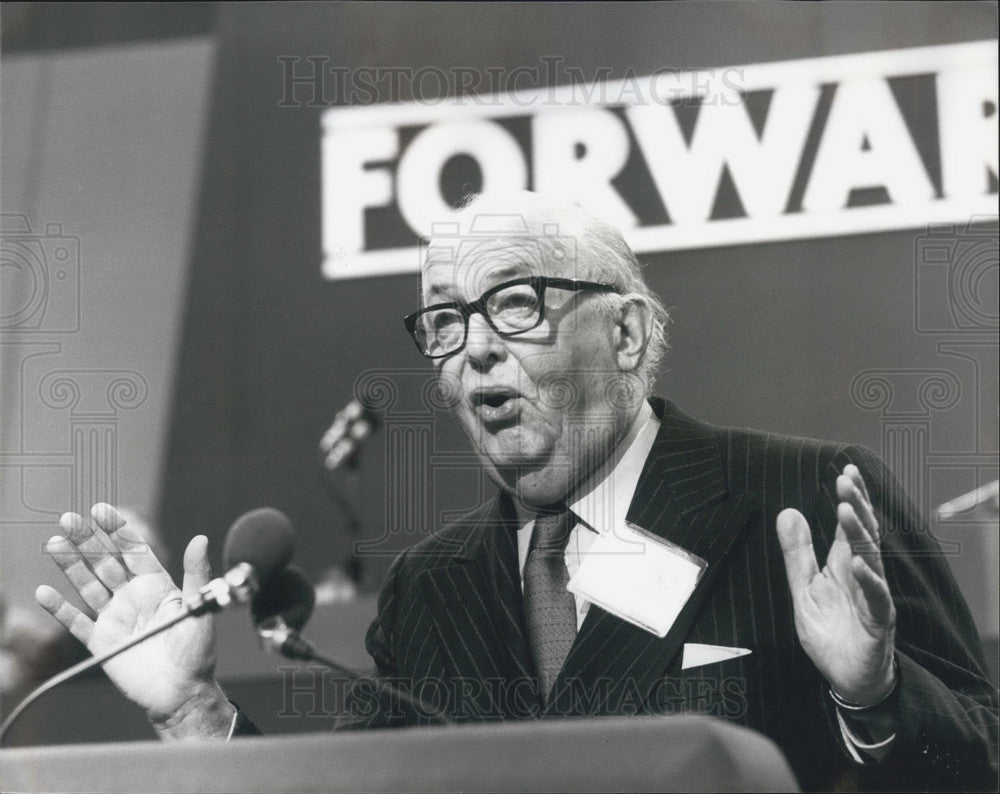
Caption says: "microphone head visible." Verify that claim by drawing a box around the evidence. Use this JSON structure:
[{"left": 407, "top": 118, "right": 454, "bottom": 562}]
[
  {"left": 223, "top": 507, "right": 295, "bottom": 584},
  {"left": 251, "top": 565, "right": 315, "bottom": 630}
]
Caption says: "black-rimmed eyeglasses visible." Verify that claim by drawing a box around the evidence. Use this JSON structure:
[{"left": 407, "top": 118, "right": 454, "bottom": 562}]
[{"left": 403, "top": 276, "right": 620, "bottom": 359}]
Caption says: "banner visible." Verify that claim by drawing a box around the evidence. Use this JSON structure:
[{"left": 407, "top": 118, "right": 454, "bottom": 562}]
[{"left": 321, "top": 40, "right": 998, "bottom": 279}]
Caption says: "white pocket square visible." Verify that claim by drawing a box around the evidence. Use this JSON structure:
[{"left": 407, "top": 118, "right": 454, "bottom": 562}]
[{"left": 682, "top": 643, "right": 752, "bottom": 670}]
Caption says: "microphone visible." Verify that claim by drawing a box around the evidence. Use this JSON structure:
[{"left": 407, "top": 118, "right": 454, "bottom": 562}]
[
  {"left": 250, "top": 567, "right": 453, "bottom": 725},
  {"left": 0, "top": 507, "right": 295, "bottom": 745},
  {"left": 187, "top": 507, "right": 295, "bottom": 616},
  {"left": 319, "top": 398, "right": 381, "bottom": 471},
  {"left": 252, "top": 565, "right": 316, "bottom": 659}
]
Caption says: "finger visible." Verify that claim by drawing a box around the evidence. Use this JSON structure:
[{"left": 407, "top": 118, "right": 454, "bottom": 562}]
[
  {"left": 80, "top": 506, "right": 127, "bottom": 564},
  {"left": 181, "top": 535, "right": 212, "bottom": 602},
  {"left": 60, "top": 512, "right": 129, "bottom": 592},
  {"left": 851, "top": 556, "right": 895, "bottom": 628},
  {"left": 837, "top": 501, "right": 885, "bottom": 576},
  {"left": 90, "top": 501, "right": 128, "bottom": 530},
  {"left": 823, "top": 525, "right": 856, "bottom": 588},
  {"left": 836, "top": 475, "right": 879, "bottom": 543},
  {"left": 92, "top": 503, "right": 165, "bottom": 577},
  {"left": 844, "top": 464, "right": 873, "bottom": 508},
  {"left": 776, "top": 509, "right": 820, "bottom": 598},
  {"left": 35, "top": 585, "right": 95, "bottom": 645},
  {"left": 45, "top": 534, "right": 113, "bottom": 613}
]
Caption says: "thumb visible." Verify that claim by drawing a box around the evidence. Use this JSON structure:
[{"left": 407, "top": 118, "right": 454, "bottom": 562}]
[
  {"left": 776, "top": 508, "right": 820, "bottom": 598},
  {"left": 181, "top": 535, "right": 212, "bottom": 601}
]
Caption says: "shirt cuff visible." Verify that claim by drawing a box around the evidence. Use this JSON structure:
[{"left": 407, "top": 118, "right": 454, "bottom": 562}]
[
  {"left": 836, "top": 707, "right": 896, "bottom": 763},
  {"left": 224, "top": 707, "right": 238, "bottom": 742}
]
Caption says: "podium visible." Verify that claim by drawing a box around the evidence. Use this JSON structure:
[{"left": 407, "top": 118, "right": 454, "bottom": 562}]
[{"left": 1, "top": 715, "right": 798, "bottom": 792}]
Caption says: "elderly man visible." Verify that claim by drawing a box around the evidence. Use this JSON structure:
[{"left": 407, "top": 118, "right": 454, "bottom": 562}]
[{"left": 36, "top": 192, "right": 997, "bottom": 791}]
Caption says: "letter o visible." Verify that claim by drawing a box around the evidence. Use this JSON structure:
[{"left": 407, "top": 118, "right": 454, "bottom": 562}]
[{"left": 397, "top": 120, "right": 528, "bottom": 237}]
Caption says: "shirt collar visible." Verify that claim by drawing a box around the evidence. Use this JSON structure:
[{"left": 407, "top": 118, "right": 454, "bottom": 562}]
[
  {"left": 512, "top": 401, "right": 660, "bottom": 579},
  {"left": 566, "top": 400, "right": 659, "bottom": 535},
  {"left": 511, "top": 400, "right": 660, "bottom": 532}
]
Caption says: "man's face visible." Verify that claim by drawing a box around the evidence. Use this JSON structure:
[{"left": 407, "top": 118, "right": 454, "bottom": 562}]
[{"left": 422, "top": 230, "right": 628, "bottom": 507}]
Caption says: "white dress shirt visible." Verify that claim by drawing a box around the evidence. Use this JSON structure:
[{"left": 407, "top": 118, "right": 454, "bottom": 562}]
[{"left": 515, "top": 400, "right": 660, "bottom": 628}]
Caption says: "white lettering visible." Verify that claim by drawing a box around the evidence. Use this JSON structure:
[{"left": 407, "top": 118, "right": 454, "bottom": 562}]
[
  {"left": 937, "top": 67, "right": 999, "bottom": 198},
  {"left": 803, "top": 78, "right": 935, "bottom": 212},
  {"left": 532, "top": 108, "right": 637, "bottom": 229},
  {"left": 396, "top": 120, "right": 528, "bottom": 237},
  {"left": 629, "top": 84, "right": 819, "bottom": 223},
  {"left": 319, "top": 41, "right": 998, "bottom": 279},
  {"left": 321, "top": 127, "right": 397, "bottom": 263}
]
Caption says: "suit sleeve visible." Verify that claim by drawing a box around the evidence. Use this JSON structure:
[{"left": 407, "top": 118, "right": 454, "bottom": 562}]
[
  {"left": 831, "top": 444, "right": 998, "bottom": 792},
  {"left": 336, "top": 552, "right": 430, "bottom": 730}
]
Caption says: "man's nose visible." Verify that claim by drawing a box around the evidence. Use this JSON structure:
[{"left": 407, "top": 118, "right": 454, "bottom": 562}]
[{"left": 463, "top": 312, "right": 507, "bottom": 366}]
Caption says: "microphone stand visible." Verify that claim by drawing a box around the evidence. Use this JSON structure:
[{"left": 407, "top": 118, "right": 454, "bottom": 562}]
[
  {"left": 319, "top": 462, "right": 365, "bottom": 588},
  {"left": 257, "top": 618, "right": 453, "bottom": 726},
  {"left": 319, "top": 399, "right": 382, "bottom": 588}
]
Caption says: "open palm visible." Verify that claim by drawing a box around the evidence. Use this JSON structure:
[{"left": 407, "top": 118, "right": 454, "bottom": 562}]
[
  {"left": 35, "top": 504, "right": 228, "bottom": 731},
  {"left": 776, "top": 465, "right": 897, "bottom": 704}
]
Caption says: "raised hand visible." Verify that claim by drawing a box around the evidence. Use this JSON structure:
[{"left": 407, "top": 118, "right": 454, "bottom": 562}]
[
  {"left": 776, "top": 464, "right": 897, "bottom": 705},
  {"left": 34, "top": 503, "right": 234, "bottom": 739}
]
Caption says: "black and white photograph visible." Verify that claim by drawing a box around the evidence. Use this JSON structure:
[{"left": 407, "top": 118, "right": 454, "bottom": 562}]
[{"left": 1, "top": 2, "right": 997, "bottom": 791}]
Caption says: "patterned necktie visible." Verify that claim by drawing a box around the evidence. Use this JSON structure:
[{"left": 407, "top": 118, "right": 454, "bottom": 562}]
[{"left": 523, "top": 507, "right": 577, "bottom": 705}]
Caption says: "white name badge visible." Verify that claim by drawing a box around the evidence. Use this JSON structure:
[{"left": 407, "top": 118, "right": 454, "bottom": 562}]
[{"left": 567, "top": 521, "right": 707, "bottom": 638}]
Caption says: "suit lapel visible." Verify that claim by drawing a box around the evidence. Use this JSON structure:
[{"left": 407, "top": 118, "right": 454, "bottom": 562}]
[
  {"left": 547, "top": 398, "right": 758, "bottom": 717},
  {"left": 420, "top": 493, "right": 536, "bottom": 719}
]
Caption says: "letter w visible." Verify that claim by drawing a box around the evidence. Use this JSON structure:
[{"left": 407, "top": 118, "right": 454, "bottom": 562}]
[{"left": 627, "top": 85, "right": 819, "bottom": 224}]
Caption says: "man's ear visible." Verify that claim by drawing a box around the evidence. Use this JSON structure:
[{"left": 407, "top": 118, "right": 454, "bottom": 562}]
[{"left": 614, "top": 294, "right": 652, "bottom": 373}]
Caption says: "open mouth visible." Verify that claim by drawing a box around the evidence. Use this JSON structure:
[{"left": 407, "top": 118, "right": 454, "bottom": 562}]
[{"left": 471, "top": 388, "right": 522, "bottom": 422}]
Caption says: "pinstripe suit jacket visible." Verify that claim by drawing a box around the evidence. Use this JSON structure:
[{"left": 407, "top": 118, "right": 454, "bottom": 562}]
[{"left": 271, "top": 398, "right": 998, "bottom": 790}]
